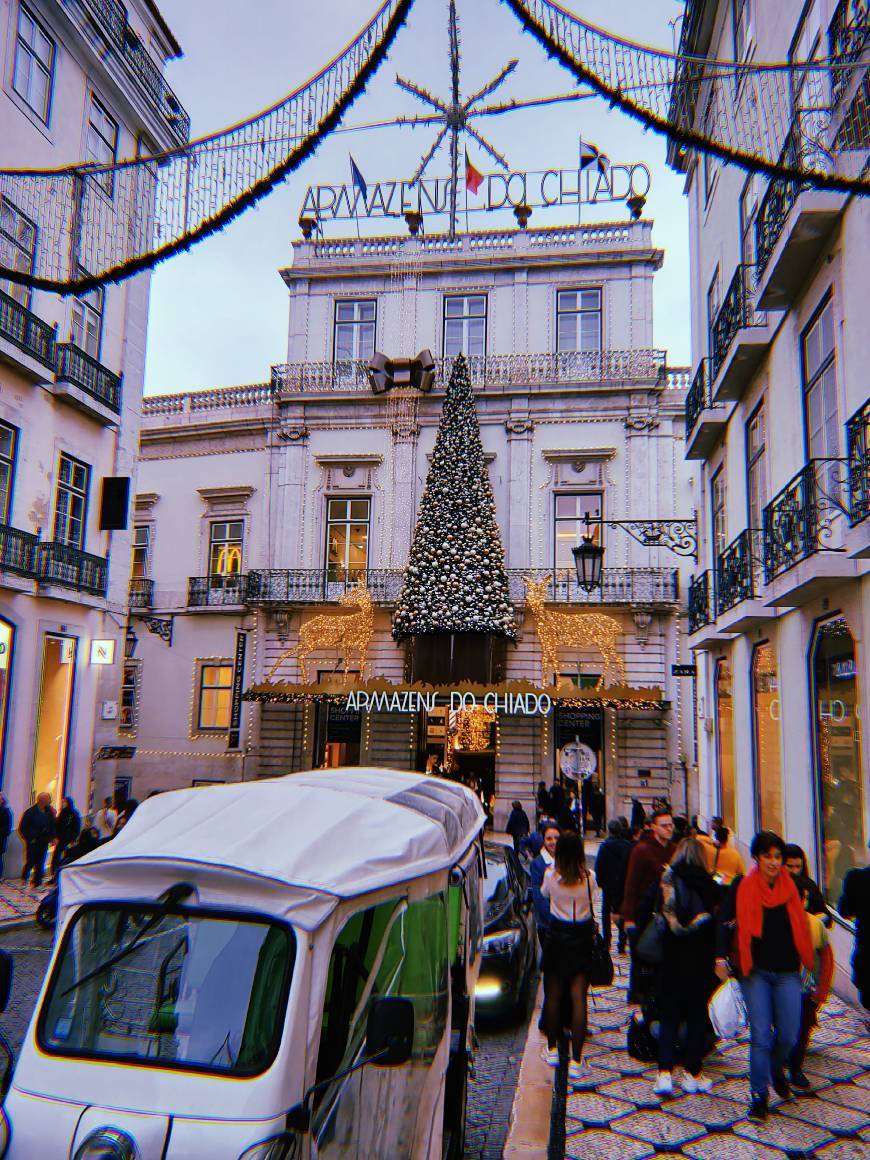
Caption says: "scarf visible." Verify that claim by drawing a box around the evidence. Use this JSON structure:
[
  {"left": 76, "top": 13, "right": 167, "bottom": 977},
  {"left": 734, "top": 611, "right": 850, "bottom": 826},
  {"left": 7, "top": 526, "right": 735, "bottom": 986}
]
[{"left": 736, "top": 867, "right": 814, "bottom": 977}]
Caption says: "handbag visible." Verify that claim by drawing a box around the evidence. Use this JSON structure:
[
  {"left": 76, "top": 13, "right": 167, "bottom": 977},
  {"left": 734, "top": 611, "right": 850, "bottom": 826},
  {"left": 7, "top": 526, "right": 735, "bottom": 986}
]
[
  {"left": 585, "top": 875, "right": 614, "bottom": 987},
  {"left": 636, "top": 912, "right": 666, "bottom": 966},
  {"left": 708, "top": 978, "right": 748, "bottom": 1039}
]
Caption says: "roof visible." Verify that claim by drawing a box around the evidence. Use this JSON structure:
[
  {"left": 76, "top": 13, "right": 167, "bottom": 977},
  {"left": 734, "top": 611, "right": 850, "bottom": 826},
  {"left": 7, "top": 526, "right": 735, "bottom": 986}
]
[{"left": 61, "top": 769, "right": 485, "bottom": 929}]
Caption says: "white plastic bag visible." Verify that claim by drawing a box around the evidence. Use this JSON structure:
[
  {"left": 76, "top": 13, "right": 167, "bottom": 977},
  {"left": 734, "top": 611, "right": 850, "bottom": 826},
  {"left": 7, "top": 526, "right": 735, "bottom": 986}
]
[{"left": 708, "top": 978, "right": 748, "bottom": 1040}]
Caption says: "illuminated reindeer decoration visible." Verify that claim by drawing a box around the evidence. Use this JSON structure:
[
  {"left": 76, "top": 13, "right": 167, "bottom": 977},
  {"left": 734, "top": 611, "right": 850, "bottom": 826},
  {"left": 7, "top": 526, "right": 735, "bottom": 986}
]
[
  {"left": 267, "top": 586, "right": 374, "bottom": 683},
  {"left": 524, "top": 576, "right": 626, "bottom": 689}
]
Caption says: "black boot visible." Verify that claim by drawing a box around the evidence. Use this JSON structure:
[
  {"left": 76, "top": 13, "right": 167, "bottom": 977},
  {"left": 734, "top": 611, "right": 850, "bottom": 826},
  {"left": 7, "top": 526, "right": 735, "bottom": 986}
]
[{"left": 748, "top": 1092, "right": 768, "bottom": 1121}]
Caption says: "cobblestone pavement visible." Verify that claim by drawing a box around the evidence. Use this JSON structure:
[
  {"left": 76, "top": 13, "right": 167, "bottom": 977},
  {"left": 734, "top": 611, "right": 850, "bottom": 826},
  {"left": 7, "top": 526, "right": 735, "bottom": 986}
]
[
  {"left": 558, "top": 950, "right": 870, "bottom": 1160},
  {"left": 0, "top": 878, "right": 49, "bottom": 923},
  {"left": 466, "top": 987, "right": 536, "bottom": 1159},
  {"left": 0, "top": 923, "right": 53, "bottom": 1060}
]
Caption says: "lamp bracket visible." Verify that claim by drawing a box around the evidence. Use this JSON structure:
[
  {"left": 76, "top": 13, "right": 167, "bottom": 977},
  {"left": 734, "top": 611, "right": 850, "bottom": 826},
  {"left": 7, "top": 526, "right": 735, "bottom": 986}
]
[{"left": 586, "top": 516, "right": 698, "bottom": 561}]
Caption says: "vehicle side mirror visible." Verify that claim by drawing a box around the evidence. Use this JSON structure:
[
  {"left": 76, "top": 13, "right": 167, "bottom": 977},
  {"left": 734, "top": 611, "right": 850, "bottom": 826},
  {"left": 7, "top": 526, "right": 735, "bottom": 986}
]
[
  {"left": 365, "top": 997, "right": 414, "bottom": 1066},
  {"left": 0, "top": 950, "right": 12, "bottom": 1013}
]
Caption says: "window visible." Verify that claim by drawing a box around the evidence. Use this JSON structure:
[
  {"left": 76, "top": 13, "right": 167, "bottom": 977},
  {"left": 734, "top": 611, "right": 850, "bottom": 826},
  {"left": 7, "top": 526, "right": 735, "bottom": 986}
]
[
  {"left": 711, "top": 467, "right": 727, "bottom": 561},
  {"left": 443, "top": 294, "right": 486, "bottom": 357},
  {"left": 131, "top": 525, "right": 150, "bottom": 578},
  {"left": 714, "top": 659, "right": 736, "bottom": 828},
  {"left": 0, "top": 422, "right": 18, "bottom": 524},
  {"left": 52, "top": 454, "right": 90, "bottom": 549},
  {"left": 13, "top": 4, "right": 54, "bottom": 124},
  {"left": 733, "top": 0, "right": 752, "bottom": 63},
  {"left": 70, "top": 279, "right": 104, "bottom": 358},
  {"left": 802, "top": 297, "right": 839, "bottom": 460},
  {"left": 0, "top": 619, "right": 14, "bottom": 785},
  {"left": 0, "top": 196, "right": 37, "bottom": 306},
  {"left": 702, "top": 90, "right": 719, "bottom": 201},
  {"left": 325, "top": 497, "right": 370, "bottom": 581},
  {"left": 706, "top": 267, "right": 721, "bottom": 342},
  {"left": 553, "top": 493, "right": 602, "bottom": 571},
  {"left": 197, "top": 663, "right": 233, "bottom": 731},
  {"left": 751, "top": 643, "right": 783, "bottom": 833},
  {"left": 119, "top": 662, "right": 139, "bottom": 730},
  {"left": 746, "top": 402, "right": 767, "bottom": 531},
  {"left": 333, "top": 300, "right": 376, "bottom": 361},
  {"left": 209, "top": 520, "right": 243, "bottom": 577},
  {"left": 739, "top": 174, "right": 760, "bottom": 269},
  {"left": 813, "top": 616, "right": 865, "bottom": 904},
  {"left": 86, "top": 94, "right": 118, "bottom": 195},
  {"left": 789, "top": 1, "right": 821, "bottom": 117},
  {"left": 556, "top": 289, "right": 602, "bottom": 353}
]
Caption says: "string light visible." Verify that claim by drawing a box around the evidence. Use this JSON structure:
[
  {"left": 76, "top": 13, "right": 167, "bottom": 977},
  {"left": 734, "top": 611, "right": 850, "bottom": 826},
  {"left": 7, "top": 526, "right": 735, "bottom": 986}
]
[
  {"left": 454, "top": 705, "right": 496, "bottom": 751},
  {"left": 267, "top": 587, "right": 374, "bottom": 682},
  {"left": 524, "top": 576, "right": 626, "bottom": 688}
]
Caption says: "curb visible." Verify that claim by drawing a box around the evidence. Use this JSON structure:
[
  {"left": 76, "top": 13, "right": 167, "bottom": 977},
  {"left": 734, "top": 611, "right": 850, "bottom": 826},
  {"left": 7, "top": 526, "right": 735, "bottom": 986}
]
[{"left": 0, "top": 917, "right": 39, "bottom": 934}]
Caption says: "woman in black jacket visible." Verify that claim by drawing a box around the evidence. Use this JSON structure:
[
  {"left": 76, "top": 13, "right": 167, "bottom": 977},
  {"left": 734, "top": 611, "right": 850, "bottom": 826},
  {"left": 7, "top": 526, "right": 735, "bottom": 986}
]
[
  {"left": 50, "top": 797, "right": 81, "bottom": 875},
  {"left": 652, "top": 837, "right": 721, "bottom": 1097}
]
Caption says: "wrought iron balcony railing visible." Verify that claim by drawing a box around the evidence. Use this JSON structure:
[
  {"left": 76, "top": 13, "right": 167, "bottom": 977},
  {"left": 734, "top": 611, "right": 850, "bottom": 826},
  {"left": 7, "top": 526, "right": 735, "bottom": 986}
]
[
  {"left": 709, "top": 264, "right": 766, "bottom": 381},
  {"left": 188, "top": 574, "right": 249, "bottom": 607},
  {"left": 129, "top": 577, "right": 154, "bottom": 608},
  {"left": 36, "top": 542, "right": 108, "bottom": 595},
  {"left": 685, "top": 358, "right": 722, "bottom": 439},
  {"left": 0, "top": 523, "right": 40, "bottom": 579},
  {"left": 688, "top": 571, "right": 714, "bottom": 635},
  {"left": 246, "top": 568, "right": 404, "bottom": 605},
  {"left": 847, "top": 399, "right": 870, "bottom": 525},
  {"left": 763, "top": 458, "right": 850, "bottom": 583},
  {"left": 829, "top": 0, "right": 870, "bottom": 105},
  {"left": 55, "top": 343, "right": 122, "bottom": 413},
  {"left": 0, "top": 289, "right": 56, "bottom": 369},
  {"left": 716, "top": 529, "right": 764, "bottom": 614},
  {"left": 507, "top": 568, "right": 679, "bottom": 605}
]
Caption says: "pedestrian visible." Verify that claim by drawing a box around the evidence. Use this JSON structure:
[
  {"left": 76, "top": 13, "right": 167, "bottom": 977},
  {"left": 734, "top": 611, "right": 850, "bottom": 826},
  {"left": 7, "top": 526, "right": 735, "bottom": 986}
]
[
  {"left": 784, "top": 844, "right": 828, "bottom": 918},
  {"left": 719, "top": 831, "right": 813, "bottom": 1122},
  {"left": 652, "top": 837, "right": 720, "bottom": 1096},
  {"left": 630, "top": 798, "right": 646, "bottom": 830},
  {"left": 787, "top": 885, "right": 834, "bottom": 1091},
  {"left": 64, "top": 820, "right": 102, "bottom": 864},
  {"left": 701, "top": 825, "right": 746, "bottom": 885},
  {"left": 595, "top": 818, "right": 632, "bottom": 952},
  {"left": 520, "top": 829, "right": 544, "bottom": 865},
  {"left": 536, "top": 780, "right": 552, "bottom": 825},
  {"left": 0, "top": 793, "right": 12, "bottom": 877},
  {"left": 506, "top": 799, "right": 531, "bottom": 854},
  {"left": 530, "top": 823, "right": 560, "bottom": 951},
  {"left": 540, "top": 831, "right": 596, "bottom": 1087},
  {"left": 838, "top": 843, "right": 870, "bottom": 1014},
  {"left": 51, "top": 797, "right": 81, "bottom": 876},
  {"left": 588, "top": 778, "right": 605, "bottom": 836},
  {"left": 622, "top": 806, "right": 676, "bottom": 1003},
  {"left": 113, "top": 798, "right": 139, "bottom": 835},
  {"left": 18, "top": 793, "right": 56, "bottom": 888},
  {"left": 94, "top": 797, "right": 117, "bottom": 840}
]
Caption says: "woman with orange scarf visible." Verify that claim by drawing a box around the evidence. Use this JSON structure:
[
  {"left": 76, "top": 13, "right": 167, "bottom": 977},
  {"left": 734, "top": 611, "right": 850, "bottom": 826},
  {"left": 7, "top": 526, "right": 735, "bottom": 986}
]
[{"left": 733, "top": 832, "right": 813, "bottom": 1122}]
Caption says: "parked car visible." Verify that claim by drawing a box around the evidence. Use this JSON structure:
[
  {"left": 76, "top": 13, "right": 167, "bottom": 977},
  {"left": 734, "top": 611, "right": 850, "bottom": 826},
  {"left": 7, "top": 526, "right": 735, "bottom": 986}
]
[{"left": 476, "top": 839, "right": 536, "bottom": 1017}]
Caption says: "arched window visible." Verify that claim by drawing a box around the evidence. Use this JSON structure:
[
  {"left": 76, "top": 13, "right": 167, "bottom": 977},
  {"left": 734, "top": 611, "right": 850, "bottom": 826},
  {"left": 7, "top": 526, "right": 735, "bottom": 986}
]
[
  {"left": 752, "top": 643, "right": 783, "bottom": 834},
  {"left": 813, "top": 617, "right": 865, "bottom": 904},
  {"left": 715, "top": 658, "right": 736, "bottom": 828}
]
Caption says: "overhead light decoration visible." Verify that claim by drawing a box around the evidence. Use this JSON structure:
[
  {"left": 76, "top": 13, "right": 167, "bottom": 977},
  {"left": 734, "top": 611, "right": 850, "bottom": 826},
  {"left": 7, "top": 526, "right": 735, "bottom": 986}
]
[{"left": 524, "top": 576, "right": 625, "bottom": 689}]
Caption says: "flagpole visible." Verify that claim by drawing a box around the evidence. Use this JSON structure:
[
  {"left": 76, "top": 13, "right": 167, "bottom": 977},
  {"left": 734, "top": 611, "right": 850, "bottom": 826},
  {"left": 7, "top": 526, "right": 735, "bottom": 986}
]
[
  {"left": 578, "top": 135, "right": 582, "bottom": 227},
  {"left": 464, "top": 166, "right": 469, "bottom": 234}
]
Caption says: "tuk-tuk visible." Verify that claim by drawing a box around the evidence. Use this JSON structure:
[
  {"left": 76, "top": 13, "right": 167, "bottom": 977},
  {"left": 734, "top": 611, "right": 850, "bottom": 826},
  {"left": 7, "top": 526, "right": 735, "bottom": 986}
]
[{"left": 0, "top": 768, "right": 486, "bottom": 1159}]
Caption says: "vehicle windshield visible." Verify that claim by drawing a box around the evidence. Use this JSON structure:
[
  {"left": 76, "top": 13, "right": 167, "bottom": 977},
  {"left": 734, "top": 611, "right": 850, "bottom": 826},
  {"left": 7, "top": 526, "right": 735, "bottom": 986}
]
[
  {"left": 39, "top": 905, "right": 295, "bottom": 1077},
  {"left": 483, "top": 852, "right": 510, "bottom": 914}
]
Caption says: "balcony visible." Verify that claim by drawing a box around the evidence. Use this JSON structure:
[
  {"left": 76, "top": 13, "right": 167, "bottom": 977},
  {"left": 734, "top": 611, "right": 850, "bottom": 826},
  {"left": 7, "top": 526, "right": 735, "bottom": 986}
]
[
  {"left": 129, "top": 577, "right": 154, "bottom": 608},
  {"left": 762, "top": 458, "right": 857, "bottom": 605},
  {"left": 688, "top": 571, "right": 715, "bottom": 636},
  {"left": 507, "top": 568, "right": 679, "bottom": 606},
  {"left": 715, "top": 529, "right": 769, "bottom": 631},
  {"left": 0, "top": 289, "right": 56, "bottom": 377},
  {"left": 36, "top": 542, "right": 108, "bottom": 596},
  {"left": 846, "top": 399, "right": 870, "bottom": 556},
  {"left": 0, "top": 524, "right": 40, "bottom": 581},
  {"left": 684, "top": 359, "right": 728, "bottom": 459},
  {"left": 829, "top": 0, "right": 870, "bottom": 109},
  {"left": 188, "top": 574, "right": 248, "bottom": 608},
  {"left": 709, "top": 265, "right": 774, "bottom": 403},
  {"left": 247, "top": 568, "right": 404, "bottom": 605},
  {"left": 55, "top": 343, "right": 123, "bottom": 423}
]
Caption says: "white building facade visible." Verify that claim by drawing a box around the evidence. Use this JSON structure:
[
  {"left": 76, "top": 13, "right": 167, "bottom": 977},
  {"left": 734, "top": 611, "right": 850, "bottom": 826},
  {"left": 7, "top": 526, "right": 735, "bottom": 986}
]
[
  {"left": 0, "top": 0, "right": 187, "bottom": 851},
  {"left": 672, "top": 0, "right": 869, "bottom": 989},
  {"left": 97, "top": 219, "right": 697, "bottom": 827}
]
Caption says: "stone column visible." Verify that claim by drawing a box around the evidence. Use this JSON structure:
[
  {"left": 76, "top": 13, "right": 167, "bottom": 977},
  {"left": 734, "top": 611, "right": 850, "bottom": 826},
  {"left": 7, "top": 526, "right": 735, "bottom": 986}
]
[{"left": 505, "top": 417, "right": 535, "bottom": 570}]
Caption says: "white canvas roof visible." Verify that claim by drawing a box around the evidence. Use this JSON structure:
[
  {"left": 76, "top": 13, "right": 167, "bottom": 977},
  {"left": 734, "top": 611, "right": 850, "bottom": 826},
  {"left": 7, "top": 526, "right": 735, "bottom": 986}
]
[{"left": 60, "top": 769, "right": 485, "bottom": 930}]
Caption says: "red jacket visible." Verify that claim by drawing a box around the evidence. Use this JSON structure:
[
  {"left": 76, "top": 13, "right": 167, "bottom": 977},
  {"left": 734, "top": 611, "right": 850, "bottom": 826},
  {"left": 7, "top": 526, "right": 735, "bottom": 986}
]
[{"left": 621, "top": 832, "right": 676, "bottom": 923}]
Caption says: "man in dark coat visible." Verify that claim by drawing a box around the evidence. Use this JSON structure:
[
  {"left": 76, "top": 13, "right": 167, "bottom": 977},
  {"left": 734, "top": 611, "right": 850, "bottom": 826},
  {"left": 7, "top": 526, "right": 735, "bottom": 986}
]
[
  {"left": 595, "top": 818, "right": 632, "bottom": 951},
  {"left": 505, "top": 800, "right": 530, "bottom": 854},
  {"left": 622, "top": 807, "right": 676, "bottom": 1003},
  {"left": 18, "top": 793, "right": 56, "bottom": 887},
  {"left": 51, "top": 797, "right": 82, "bottom": 875},
  {"left": 839, "top": 852, "right": 870, "bottom": 1012},
  {"left": 0, "top": 793, "right": 12, "bottom": 876}
]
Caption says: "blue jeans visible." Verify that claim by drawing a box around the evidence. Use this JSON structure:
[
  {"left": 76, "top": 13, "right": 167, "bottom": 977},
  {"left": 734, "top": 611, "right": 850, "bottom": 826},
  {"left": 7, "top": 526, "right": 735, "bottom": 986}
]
[{"left": 741, "top": 970, "right": 803, "bottom": 1096}]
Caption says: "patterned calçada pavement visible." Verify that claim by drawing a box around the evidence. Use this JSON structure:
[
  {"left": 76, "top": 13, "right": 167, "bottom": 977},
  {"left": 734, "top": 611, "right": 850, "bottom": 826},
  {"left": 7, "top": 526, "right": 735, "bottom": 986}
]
[{"left": 563, "top": 957, "right": 870, "bottom": 1160}]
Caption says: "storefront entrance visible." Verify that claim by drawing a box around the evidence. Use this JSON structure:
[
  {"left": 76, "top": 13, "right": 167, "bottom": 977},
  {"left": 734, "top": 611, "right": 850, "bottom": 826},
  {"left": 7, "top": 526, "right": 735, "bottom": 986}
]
[
  {"left": 31, "top": 634, "right": 77, "bottom": 808},
  {"left": 314, "top": 700, "right": 362, "bottom": 767},
  {"left": 555, "top": 700, "right": 604, "bottom": 830}
]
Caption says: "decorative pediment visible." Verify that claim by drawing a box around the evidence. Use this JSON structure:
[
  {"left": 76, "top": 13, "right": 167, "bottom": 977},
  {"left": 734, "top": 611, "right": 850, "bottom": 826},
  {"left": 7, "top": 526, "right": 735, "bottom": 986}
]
[
  {"left": 541, "top": 447, "right": 616, "bottom": 488},
  {"left": 314, "top": 453, "right": 383, "bottom": 490},
  {"left": 134, "top": 491, "right": 159, "bottom": 514},
  {"left": 197, "top": 485, "right": 256, "bottom": 515}
]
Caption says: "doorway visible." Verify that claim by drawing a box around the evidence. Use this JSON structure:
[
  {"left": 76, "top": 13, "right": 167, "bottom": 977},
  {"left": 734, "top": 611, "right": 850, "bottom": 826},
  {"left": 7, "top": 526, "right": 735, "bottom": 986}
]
[{"left": 31, "top": 634, "right": 77, "bottom": 808}]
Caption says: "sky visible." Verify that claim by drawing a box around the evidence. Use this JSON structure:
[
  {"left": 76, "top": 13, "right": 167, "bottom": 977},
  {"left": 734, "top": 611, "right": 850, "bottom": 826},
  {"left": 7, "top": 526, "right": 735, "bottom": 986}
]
[{"left": 144, "top": 0, "right": 690, "bottom": 396}]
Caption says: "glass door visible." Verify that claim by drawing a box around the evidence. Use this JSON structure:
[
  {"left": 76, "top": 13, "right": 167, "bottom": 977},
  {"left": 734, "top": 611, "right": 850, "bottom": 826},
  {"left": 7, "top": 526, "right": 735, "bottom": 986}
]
[{"left": 31, "top": 634, "right": 77, "bottom": 808}]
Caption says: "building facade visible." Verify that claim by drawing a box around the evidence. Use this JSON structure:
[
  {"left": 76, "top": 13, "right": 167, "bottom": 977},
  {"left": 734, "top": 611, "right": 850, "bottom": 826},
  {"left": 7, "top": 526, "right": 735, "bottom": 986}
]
[
  {"left": 672, "top": 0, "right": 869, "bottom": 989},
  {"left": 96, "top": 219, "right": 696, "bottom": 827},
  {"left": 0, "top": 0, "right": 187, "bottom": 851}
]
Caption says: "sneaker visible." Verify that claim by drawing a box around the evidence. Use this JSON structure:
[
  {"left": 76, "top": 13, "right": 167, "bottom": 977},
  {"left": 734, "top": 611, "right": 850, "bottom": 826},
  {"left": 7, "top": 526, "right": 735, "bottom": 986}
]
[
  {"left": 748, "top": 1092, "right": 768, "bottom": 1121},
  {"left": 771, "top": 1073, "right": 792, "bottom": 1101},
  {"left": 680, "top": 1073, "right": 713, "bottom": 1094},
  {"left": 568, "top": 1059, "right": 588, "bottom": 1087},
  {"left": 653, "top": 1071, "right": 673, "bottom": 1097},
  {"left": 541, "top": 1046, "right": 559, "bottom": 1067},
  {"left": 790, "top": 1067, "right": 812, "bottom": 1092}
]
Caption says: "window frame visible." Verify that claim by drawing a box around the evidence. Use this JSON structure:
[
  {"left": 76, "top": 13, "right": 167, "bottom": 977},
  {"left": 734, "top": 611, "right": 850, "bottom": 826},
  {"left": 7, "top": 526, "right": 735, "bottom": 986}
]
[
  {"left": 130, "top": 524, "right": 150, "bottom": 579},
  {"left": 745, "top": 400, "right": 767, "bottom": 532},
  {"left": 85, "top": 92, "right": 119, "bottom": 197},
  {"left": 332, "top": 298, "right": 377, "bottom": 363},
  {"left": 323, "top": 496, "right": 371, "bottom": 581},
  {"left": 0, "top": 195, "right": 38, "bottom": 308},
  {"left": 118, "top": 660, "right": 140, "bottom": 732},
  {"left": 208, "top": 520, "right": 244, "bottom": 578},
  {"left": 442, "top": 293, "right": 487, "bottom": 358},
  {"left": 12, "top": 3, "right": 55, "bottom": 125},
  {"left": 800, "top": 292, "right": 839, "bottom": 461},
  {"left": 195, "top": 661, "right": 234, "bottom": 733},
  {"left": 555, "top": 288, "right": 603, "bottom": 354},
  {"left": 750, "top": 640, "right": 784, "bottom": 833},
  {"left": 733, "top": 0, "right": 753, "bottom": 65},
  {"left": 0, "top": 421, "right": 19, "bottom": 525},
  {"left": 710, "top": 465, "right": 727, "bottom": 563},
  {"left": 702, "top": 88, "right": 719, "bottom": 203},
  {"left": 70, "top": 275, "right": 105, "bottom": 359},
  {"left": 739, "top": 173, "right": 760, "bottom": 269},
  {"left": 52, "top": 452, "right": 90, "bottom": 550},
  {"left": 714, "top": 657, "right": 736, "bottom": 828},
  {"left": 552, "top": 491, "right": 604, "bottom": 572}
]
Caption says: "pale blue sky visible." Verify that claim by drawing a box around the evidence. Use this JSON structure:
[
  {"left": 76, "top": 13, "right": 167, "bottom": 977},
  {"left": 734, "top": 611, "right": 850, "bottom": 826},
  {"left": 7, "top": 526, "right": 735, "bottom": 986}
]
[{"left": 145, "top": 0, "right": 690, "bottom": 395}]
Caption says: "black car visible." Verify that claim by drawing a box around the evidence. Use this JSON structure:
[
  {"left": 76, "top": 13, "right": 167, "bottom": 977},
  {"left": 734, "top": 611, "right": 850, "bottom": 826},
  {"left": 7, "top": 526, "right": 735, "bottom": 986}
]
[{"left": 476, "top": 841, "right": 536, "bottom": 1017}]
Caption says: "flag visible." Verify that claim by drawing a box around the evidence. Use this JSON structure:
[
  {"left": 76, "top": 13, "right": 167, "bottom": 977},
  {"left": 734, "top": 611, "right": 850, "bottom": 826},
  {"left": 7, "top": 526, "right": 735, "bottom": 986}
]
[
  {"left": 465, "top": 150, "right": 484, "bottom": 195},
  {"left": 349, "top": 155, "right": 368, "bottom": 200},
  {"left": 579, "top": 138, "right": 609, "bottom": 177}
]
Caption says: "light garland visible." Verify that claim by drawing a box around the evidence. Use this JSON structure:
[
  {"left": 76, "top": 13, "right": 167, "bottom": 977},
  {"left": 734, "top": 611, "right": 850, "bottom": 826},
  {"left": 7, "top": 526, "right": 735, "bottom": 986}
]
[
  {"left": 524, "top": 576, "right": 626, "bottom": 688},
  {"left": 267, "top": 587, "right": 374, "bottom": 682},
  {"left": 454, "top": 705, "right": 496, "bottom": 751}
]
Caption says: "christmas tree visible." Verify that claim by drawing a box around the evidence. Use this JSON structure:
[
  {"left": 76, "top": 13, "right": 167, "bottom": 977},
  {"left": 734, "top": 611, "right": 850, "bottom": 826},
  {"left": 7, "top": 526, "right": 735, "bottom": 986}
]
[{"left": 392, "top": 354, "right": 517, "bottom": 641}]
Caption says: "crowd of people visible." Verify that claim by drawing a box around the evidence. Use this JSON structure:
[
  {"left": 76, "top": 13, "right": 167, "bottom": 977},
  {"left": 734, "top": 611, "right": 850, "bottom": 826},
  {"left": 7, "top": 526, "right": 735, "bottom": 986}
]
[
  {"left": 518, "top": 786, "right": 870, "bottom": 1123},
  {"left": 0, "top": 792, "right": 138, "bottom": 889}
]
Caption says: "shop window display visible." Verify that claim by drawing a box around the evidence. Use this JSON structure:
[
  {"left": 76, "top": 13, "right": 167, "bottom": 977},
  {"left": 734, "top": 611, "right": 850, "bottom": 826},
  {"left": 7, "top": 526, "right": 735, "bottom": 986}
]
[
  {"left": 714, "top": 658, "right": 736, "bottom": 828},
  {"left": 751, "top": 643, "right": 783, "bottom": 834}
]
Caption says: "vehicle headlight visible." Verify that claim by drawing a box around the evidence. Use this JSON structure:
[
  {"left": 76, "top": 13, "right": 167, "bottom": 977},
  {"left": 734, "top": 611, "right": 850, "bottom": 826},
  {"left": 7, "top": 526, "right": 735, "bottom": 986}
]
[
  {"left": 482, "top": 927, "right": 521, "bottom": 955},
  {"left": 239, "top": 1133, "right": 300, "bottom": 1160},
  {"left": 73, "top": 1128, "right": 139, "bottom": 1160}
]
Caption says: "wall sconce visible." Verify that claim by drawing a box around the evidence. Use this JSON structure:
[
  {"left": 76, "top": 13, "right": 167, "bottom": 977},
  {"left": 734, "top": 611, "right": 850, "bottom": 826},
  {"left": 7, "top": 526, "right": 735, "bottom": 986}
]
[{"left": 124, "top": 625, "right": 138, "bottom": 659}]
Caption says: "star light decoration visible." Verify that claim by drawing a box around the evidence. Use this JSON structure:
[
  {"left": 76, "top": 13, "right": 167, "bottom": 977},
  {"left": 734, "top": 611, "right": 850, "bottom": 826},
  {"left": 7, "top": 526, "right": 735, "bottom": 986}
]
[{"left": 396, "top": 0, "right": 518, "bottom": 236}]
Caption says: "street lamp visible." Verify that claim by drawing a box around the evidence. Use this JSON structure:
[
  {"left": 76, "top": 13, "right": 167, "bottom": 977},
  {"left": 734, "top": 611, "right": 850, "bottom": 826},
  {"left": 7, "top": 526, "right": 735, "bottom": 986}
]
[
  {"left": 124, "top": 625, "right": 138, "bottom": 659},
  {"left": 571, "top": 514, "right": 604, "bottom": 594}
]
